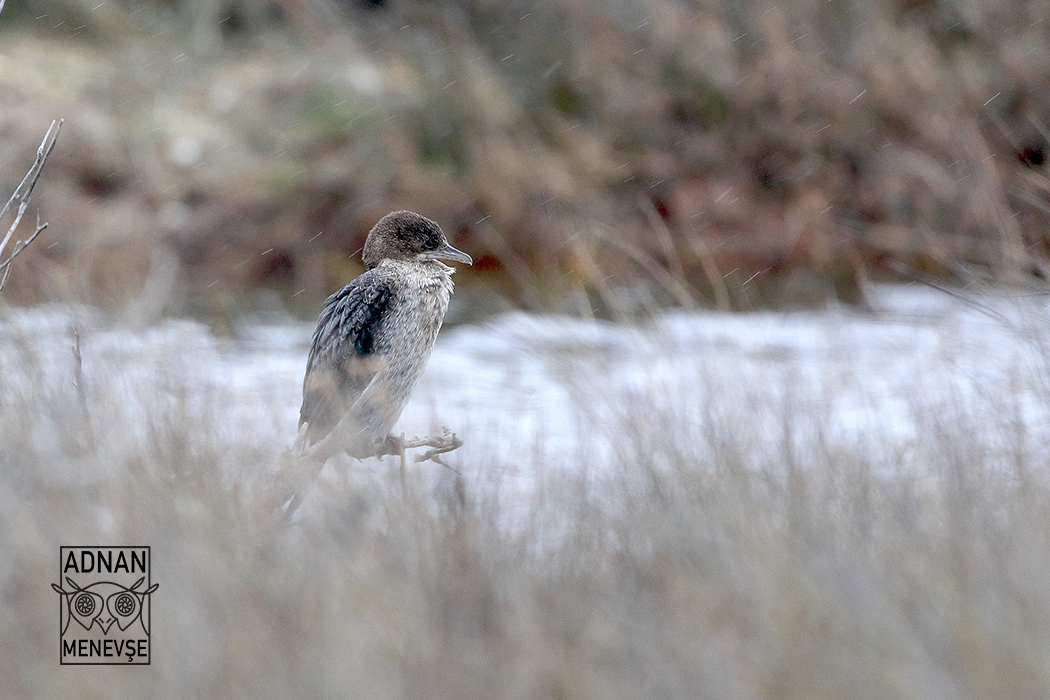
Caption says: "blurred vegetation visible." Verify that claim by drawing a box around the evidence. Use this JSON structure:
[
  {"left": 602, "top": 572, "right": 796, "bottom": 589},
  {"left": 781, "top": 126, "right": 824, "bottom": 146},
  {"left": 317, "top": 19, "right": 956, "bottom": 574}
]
[
  {"left": 1, "top": 0, "right": 1050, "bottom": 317},
  {"left": 4, "top": 306, "right": 1050, "bottom": 698}
]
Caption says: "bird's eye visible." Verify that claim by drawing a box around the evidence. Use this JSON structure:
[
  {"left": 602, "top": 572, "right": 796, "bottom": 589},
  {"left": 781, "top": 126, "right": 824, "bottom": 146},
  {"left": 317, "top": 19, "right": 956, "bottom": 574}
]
[{"left": 74, "top": 592, "right": 96, "bottom": 617}]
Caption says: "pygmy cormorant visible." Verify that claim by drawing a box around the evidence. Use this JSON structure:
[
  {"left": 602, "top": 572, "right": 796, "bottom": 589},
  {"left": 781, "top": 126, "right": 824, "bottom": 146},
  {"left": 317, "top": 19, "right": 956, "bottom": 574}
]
[{"left": 299, "top": 210, "right": 472, "bottom": 457}]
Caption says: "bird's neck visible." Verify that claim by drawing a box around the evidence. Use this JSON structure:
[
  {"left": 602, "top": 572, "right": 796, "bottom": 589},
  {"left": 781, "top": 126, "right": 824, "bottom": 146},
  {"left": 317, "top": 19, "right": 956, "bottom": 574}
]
[{"left": 378, "top": 258, "right": 455, "bottom": 274}]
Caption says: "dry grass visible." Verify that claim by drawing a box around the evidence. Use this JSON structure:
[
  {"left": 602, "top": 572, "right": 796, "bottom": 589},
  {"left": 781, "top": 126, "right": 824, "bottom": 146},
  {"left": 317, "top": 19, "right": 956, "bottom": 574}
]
[
  {"left": 2, "top": 307, "right": 1050, "bottom": 698},
  {"left": 2, "top": 0, "right": 1050, "bottom": 313},
  {"left": 5, "top": 2, "right": 1050, "bottom": 695}
]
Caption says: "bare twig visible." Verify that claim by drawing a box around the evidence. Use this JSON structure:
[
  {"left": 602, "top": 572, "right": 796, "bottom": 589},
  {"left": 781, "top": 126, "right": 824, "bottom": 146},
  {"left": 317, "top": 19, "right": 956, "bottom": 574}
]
[
  {"left": 0, "top": 119, "right": 62, "bottom": 293},
  {"left": 71, "top": 326, "right": 97, "bottom": 454},
  {"left": 405, "top": 429, "right": 464, "bottom": 469},
  {"left": 0, "top": 119, "right": 61, "bottom": 251},
  {"left": 0, "top": 214, "right": 47, "bottom": 292}
]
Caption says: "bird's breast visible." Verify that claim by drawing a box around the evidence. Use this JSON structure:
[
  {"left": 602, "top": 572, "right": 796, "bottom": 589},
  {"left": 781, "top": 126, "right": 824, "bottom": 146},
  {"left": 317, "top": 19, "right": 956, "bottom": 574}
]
[{"left": 371, "top": 266, "right": 452, "bottom": 394}]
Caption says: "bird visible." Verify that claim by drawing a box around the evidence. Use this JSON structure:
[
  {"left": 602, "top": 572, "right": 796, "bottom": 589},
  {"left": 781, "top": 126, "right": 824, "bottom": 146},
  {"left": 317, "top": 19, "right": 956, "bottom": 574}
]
[{"left": 298, "top": 210, "right": 472, "bottom": 459}]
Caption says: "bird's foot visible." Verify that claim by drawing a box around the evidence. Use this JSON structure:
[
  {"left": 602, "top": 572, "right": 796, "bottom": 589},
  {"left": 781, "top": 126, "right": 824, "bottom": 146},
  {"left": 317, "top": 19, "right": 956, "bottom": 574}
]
[
  {"left": 405, "top": 427, "right": 463, "bottom": 471},
  {"left": 374, "top": 429, "right": 463, "bottom": 470},
  {"left": 379, "top": 434, "right": 405, "bottom": 459}
]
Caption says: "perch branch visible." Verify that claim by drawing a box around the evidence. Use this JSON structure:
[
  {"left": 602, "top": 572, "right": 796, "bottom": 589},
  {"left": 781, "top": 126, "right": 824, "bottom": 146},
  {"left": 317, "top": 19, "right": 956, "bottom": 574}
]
[
  {"left": 402, "top": 429, "right": 464, "bottom": 469},
  {"left": 0, "top": 119, "right": 62, "bottom": 293}
]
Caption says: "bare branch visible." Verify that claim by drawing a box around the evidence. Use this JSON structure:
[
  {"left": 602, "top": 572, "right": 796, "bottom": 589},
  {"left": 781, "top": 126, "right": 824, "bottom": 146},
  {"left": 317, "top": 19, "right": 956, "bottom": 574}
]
[
  {"left": 0, "top": 119, "right": 62, "bottom": 293},
  {"left": 0, "top": 119, "right": 62, "bottom": 240},
  {"left": 0, "top": 216, "right": 47, "bottom": 292},
  {"left": 403, "top": 429, "right": 464, "bottom": 470}
]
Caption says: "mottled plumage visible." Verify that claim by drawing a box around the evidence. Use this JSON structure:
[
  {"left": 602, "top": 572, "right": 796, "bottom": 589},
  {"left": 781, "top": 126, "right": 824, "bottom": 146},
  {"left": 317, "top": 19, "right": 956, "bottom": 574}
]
[{"left": 299, "top": 211, "right": 471, "bottom": 457}]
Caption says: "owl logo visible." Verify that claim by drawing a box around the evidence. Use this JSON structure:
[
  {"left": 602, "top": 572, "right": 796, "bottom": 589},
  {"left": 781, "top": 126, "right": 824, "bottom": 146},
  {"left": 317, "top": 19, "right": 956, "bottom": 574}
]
[{"left": 51, "top": 576, "right": 159, "bottom": 637}]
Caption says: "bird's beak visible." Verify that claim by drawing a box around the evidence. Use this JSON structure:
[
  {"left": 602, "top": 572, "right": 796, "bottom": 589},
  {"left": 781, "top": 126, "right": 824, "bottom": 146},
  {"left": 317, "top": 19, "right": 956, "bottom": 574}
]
[{"left": 424, "top": 243, "right": 473, "bottom": 265}]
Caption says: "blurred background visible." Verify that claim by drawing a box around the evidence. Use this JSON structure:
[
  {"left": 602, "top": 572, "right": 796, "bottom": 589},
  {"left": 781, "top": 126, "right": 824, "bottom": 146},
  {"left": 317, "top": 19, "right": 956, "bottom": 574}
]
[
  {"left": 6, "top": 4, "right": 1050, "bottom": 699},
  {"left": 2, "top": 0, "right": 1048, "bottom": 320}
]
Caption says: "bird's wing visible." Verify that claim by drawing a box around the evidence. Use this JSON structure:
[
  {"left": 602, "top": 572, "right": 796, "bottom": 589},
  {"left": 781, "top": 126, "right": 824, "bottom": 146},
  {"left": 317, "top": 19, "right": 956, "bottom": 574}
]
[{"left": 299, "top": 271, "right": 393, "bottom": 445}]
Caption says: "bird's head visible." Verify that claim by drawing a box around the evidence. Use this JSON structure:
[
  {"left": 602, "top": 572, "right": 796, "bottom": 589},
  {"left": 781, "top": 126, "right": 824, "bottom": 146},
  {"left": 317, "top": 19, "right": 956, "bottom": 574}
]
[{"left": 362, "top": 211, "right": 473, "bottom": 269}]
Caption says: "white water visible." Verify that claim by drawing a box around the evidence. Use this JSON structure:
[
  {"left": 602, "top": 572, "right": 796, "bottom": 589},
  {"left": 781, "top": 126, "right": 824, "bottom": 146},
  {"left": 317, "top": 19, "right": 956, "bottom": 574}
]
[{"left": 3, "top": 284, "right": 1050, "bottom": 516}]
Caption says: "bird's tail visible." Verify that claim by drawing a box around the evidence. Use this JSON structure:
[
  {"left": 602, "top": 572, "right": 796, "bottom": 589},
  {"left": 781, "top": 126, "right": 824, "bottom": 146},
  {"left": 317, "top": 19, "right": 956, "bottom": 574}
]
[{"left": 266, "top": 425, "right": 327, "bottom": 521}]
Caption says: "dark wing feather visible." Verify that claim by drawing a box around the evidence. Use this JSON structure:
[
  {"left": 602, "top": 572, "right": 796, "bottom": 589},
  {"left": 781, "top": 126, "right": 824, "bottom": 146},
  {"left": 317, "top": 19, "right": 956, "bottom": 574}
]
[{"left": 299, "top": 271, "right": 392, "bottom": 444}]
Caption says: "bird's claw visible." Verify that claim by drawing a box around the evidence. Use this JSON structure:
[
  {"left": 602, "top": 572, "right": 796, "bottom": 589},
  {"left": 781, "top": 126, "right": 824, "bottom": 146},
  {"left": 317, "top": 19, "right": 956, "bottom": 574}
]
[
  {"left": 370, "top": 427, "right": 465, "bottom": 470},
  {"left": 379, "top": 433, "right": 405, "bottom": 458}
]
